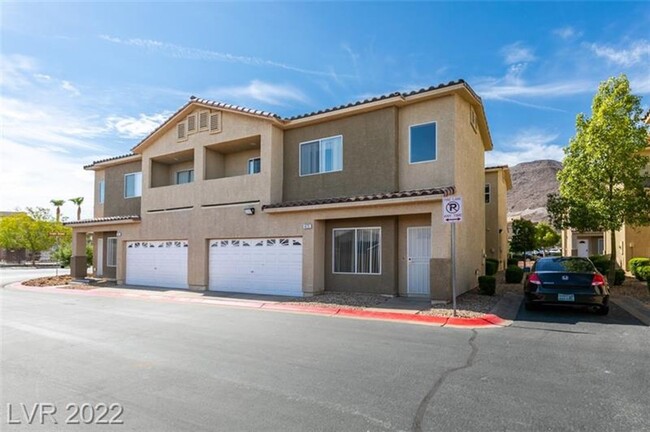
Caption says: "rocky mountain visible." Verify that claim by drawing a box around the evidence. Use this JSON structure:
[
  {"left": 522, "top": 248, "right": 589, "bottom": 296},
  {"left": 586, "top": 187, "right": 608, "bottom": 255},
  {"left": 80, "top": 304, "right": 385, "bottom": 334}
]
[{"left": 507, "top": 159, "right": 562, "bottom": 223}]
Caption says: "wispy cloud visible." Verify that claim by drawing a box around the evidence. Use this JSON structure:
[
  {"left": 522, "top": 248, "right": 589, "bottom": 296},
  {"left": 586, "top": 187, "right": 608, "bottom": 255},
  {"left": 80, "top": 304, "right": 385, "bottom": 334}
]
[
  {"left": 100, "top": 34, "right": 350, "bottom": 80},
  {"left": 106, "top": 112, "right": 170, "bottom": 139},
  {"left": 203, "top": 80, "right": 308, "bottom": 107},
  {"left": 486, "top": 129, "right": 565, "bottom": 166},
  {"left": 500, "top": 42, "right": 536, "bottom": 64},
  {"left": 589, "top": 39, "right": 650, "bottom": 66},
  {"left": 61, "top": 80, "right": 80, "bottom": 96},
  {"left": 477, "top": 79, "right": 593, "bottom": 100},
  {"left": 552, "top": 26, "right": 582, "bottom": 40}
]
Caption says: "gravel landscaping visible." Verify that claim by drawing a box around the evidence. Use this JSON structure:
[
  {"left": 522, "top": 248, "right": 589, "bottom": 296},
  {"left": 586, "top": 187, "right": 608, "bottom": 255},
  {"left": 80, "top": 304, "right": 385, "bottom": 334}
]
[
  {"left": 21, "top": 275, "right": 94, "bottom": 290},
  {"left": 611, "top": 277, "right": 650, "bottom": 305}
]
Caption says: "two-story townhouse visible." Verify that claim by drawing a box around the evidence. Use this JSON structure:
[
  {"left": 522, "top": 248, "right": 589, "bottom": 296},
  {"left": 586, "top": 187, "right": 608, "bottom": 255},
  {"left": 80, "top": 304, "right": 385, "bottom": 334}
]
[
  {"left": 484, "top": 166, "right": 512, "bottom": 270},
  {"left": 66, "top": 80, "right": 494, "bottom": 301},
  {"left": 562, "top": 111, "right": 650, "bottom": 268}
]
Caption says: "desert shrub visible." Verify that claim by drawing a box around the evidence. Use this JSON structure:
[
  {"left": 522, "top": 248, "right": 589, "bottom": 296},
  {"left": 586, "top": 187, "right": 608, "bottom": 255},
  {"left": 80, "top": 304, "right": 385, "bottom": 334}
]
[
  {"left": 629, "top": 258, "right": 650, "bottom": 281},
  {"left": 637, "top": 266, "right": 650, "bottom": 292},
  {"left": 485, "top": 258, "right": 499, "bottom": 276},
  {"left": 613, "top": 268, "right": 625, "bottom": 286},
  {"left": 505, "top": 265, "right": 524, "bottom": 283},
  {"left": 478, "top": 276, "right": 496, "bottom": 296}
]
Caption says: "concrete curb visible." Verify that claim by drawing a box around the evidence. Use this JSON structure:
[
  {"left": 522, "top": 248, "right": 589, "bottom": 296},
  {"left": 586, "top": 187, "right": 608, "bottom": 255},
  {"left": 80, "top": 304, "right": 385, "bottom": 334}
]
[
  {"left": 6, "top": 282, "right": 513, "bottom": 329},
  {"left": 611, "top": 296, "right": 650, "bottom": 326}
]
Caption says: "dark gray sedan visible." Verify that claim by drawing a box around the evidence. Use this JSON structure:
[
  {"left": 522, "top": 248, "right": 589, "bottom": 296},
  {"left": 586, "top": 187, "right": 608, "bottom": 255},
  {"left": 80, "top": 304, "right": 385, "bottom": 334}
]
[{"left": 523, "top": 257, "right": 610, "bottom": 315}]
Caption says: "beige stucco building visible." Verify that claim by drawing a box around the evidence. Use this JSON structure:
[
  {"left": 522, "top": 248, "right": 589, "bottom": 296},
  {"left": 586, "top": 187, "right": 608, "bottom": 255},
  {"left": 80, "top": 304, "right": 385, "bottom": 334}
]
[
  {"left": 484, "top": 166, "right": 512, "bottom": 270},
  {"left": 67, "top": 80, "right": 498, "bottom": 300}
]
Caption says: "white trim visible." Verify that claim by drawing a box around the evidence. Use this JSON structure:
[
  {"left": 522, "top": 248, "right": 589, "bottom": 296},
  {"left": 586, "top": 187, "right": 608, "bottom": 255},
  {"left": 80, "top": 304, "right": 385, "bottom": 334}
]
[
  {"left": 332, "top": 227, "right": 382, "bottom": 275},
  {"left": 248, "top": 157, "right": 261, "bottom": 175},
  {"left": 97, "top": 238, "right": 103, "bottom": 277},
  {"left": 408, "top": 121, "right": 437, "bottom": 164},
  {"left": 485, "top": 183, "right": 491, "bottom": 204},
  {"left": 298, "top": 134, "right": 343, "bottom": 177},
  {"left": 106, "top": 237, "right": 117, "bottom": 267},
  {"left": 123, "top": 172, "right": 142, "bottom": 198}
]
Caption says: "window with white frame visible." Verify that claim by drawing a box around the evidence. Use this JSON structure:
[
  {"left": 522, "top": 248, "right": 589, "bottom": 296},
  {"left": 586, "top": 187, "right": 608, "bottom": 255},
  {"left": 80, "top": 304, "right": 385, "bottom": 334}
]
[
  {"left": 106, "top": 237, "right": 117, "bottom": 267},
  {"left": 124, "top": 172, "right": 142, "bottom": 198},
  {"left": 176, "top": 169, "right": 194, "bottom": 184},
  {"left": 248, "top": 157, "right": 261, "bottom": 175},
  {"left": 98, "top": 180, "right": 105, "bottom": 204},
  {"left": 333, "top": 228, "right": 381, "bottom": 274},
  {"left": 300, "top": 135, "right": 343, "bottom": 176},
  {"left": 409, "top": 122, "right": 437, "bottom": 163},
  {"left": 485, "top": 183, "right": 491, "bottom": 204}
]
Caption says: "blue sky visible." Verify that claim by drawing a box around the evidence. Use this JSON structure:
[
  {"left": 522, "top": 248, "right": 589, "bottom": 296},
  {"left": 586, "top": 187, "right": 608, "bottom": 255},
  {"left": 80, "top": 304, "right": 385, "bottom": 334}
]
[{"left": 2, "top": 1, "right": 649, "bottom": 219}]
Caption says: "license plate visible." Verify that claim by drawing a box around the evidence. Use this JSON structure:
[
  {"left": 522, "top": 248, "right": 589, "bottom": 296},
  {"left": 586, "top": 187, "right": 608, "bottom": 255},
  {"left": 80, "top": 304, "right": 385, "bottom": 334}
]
[{"left": 558, "top": 293, "right": 575, "bottom": 302}]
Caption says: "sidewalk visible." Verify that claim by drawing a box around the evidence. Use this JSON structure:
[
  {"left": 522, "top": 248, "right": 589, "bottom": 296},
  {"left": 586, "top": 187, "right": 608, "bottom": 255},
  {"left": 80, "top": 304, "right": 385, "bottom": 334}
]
[{"left": 6, "top": 282, "right": 518, "bottom": 329}]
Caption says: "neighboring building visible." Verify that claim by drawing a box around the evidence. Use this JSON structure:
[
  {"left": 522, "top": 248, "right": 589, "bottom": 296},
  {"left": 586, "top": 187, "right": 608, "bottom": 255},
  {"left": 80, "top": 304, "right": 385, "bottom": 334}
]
[
  {"left": 562, "top": 112, "right": 650, "bottom": 269},
  {"left": 66, "top": 80, "right": 495, "bottom": 300},
  {"left": 484, "top": 166, "right": 512, "bottom": 270}
]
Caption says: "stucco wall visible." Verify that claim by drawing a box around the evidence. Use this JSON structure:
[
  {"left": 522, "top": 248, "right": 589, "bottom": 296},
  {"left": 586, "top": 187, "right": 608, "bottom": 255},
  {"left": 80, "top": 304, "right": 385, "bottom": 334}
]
[
  {"left": 283, "top": 107, "right": 398, "bottom": 202},
  {"left": 99, "top": 160, "right": 142, "bottom": 217},
  {"left": 324, "top": 216, "right": 398, "bottom": 295},
  {"left": 485, "top": 170, "right": 508, "bottom": 269}
]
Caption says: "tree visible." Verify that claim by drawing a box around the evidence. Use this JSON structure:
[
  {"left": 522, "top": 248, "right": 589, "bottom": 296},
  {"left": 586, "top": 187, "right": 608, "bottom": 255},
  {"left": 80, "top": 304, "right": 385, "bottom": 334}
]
[
  {"left": 510, "top": 219, "right": 537, "bottom": 257},
  {"left": 547, "top": 75, "right": 650, "bottom": 282},
  {"left": 69, "top": 197, "right": 84, "bottom": 221},
  {"left": 0, "top": 213, "right": 68, "bottom": 266},
  {"left": 535, "top": 222, "right": 561, "bottom": 256},
  {"left": 50, "top": 199, "right": 65, "bottom": 222}
]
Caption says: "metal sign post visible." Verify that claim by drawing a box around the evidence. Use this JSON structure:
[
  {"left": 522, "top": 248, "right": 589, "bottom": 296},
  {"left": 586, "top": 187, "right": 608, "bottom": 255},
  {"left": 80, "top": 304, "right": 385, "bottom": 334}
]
[
  {"left": 49, "top": 232, "right": 66, "bottom": 277},
  {"left": 442, "top": 197, "right": 463, "bottom": 317}
]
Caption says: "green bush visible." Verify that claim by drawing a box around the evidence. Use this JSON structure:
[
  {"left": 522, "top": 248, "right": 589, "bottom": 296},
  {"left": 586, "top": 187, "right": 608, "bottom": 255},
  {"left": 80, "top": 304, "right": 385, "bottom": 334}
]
[
  {"left": 589, "top": 255, "right": 610, "bottom": 275},
  {"left": 485, "top": 258, "right": 499, "bottom": 276},
  {"left": 478, "top": 276, "right": 496, "bottom": 296},
  {"left": 629, "top": 258, "right": 650, "bottom": 281},
  {"left": 507, "top": 258, "right": 519, "bottom": 267},
  {"left": 637, "top": 266, "right": 650, "bottom": 292},
  {"left": 51, "top": 242, "right": 93, "bottom": 267},
  {"left": 505, "top": 265, "right": 524, "bottom": 283},
  {"left": 613, "top": 268, "right": 625, "bottom": 286}
]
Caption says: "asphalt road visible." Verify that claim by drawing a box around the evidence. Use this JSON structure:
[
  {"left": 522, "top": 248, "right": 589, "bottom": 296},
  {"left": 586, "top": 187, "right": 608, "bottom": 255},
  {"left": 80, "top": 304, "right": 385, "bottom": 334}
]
[
  {"left": 1, "top": 275, "right": 648, "bottom": 431},
  {"left": 0, "top": 267, "right": 69, "bottom": 285}
]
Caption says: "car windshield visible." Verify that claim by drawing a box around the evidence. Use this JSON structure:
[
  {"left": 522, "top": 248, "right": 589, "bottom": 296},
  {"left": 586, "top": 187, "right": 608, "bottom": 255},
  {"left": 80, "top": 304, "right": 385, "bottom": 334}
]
[{"left": 535, "top": 258, "right": 596, "bottom": 273}]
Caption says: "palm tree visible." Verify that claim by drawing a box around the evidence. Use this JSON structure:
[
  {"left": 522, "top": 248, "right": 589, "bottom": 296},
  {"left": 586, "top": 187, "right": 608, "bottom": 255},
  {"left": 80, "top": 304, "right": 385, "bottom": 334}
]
[
  {"left": 69, "top": 197, "right": 84, "bottom": 221},
  {"left": 50, "top": 199, "right": 65, "bottom": 222}
]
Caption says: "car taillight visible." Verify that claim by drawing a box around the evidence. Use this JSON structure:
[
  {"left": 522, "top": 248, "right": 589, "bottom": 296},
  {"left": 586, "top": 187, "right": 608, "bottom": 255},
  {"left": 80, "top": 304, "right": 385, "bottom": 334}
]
[
  {"left": 528, "top": 273, "right": 542, "bottom": 285},
  {"left": 592, "top": 274, "right": 605, "bottom": 286}
]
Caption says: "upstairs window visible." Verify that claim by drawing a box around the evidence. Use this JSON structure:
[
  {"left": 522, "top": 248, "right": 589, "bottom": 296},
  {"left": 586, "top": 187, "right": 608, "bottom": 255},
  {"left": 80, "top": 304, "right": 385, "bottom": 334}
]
[
  {"left": 187, "top": 114, "right": 197, "bottom": 134},
  {"left": 199, "top": 111, "right": 209, "bottom": 130},
  {"left": 248, "top": 158, "right": 261, "bottom": 175},
  {"left": 409, "top": 122, "right": 437, "bottom": 164},
  {"left": 176, "top": 169, "right": 194, "bottom": 184},
  {"left": 485, "top": 183, "right": 491, "bottom": 204},
  {"left": 300, "top": 135, "right": 343, "bottom": 176},
  {"left": 177, "top": 123, "right": 186, "bottom": 140},
  {"left": 209, "top": 112, "right": 222, "bottom": 133},
  {"left": 98, "top": 180, "right": 105, "bottom": 204},
  {"left": 124, "top": 172, "right": 142, "bottom": 198}
]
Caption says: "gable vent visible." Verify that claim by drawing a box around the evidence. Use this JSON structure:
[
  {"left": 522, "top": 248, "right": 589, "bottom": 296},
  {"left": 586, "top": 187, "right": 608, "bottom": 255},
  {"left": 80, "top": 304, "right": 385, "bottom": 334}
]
[
  {"left": 209, "top": 112, "right": 222, "bottom": 133},
  {"left": 199, "top": 111, "right": 209, "bottom": 130},
  {"left": 177, "top": 122, "right": 186, "bottom": 140},
  {"left": 187, "top": 114, "right": 197, "bottom": 133}
]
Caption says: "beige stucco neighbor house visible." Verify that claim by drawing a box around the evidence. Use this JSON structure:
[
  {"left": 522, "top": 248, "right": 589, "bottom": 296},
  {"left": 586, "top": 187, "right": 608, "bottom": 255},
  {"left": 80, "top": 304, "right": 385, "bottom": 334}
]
[
  {"left": 65, "top": 80, "right": 496, "bottom": 300},
  {"left": 484, "top": 166, "right": 511, "bottom": 270},
  {"left": 562, "top": 113, "right": 650, "bottom": 269}
]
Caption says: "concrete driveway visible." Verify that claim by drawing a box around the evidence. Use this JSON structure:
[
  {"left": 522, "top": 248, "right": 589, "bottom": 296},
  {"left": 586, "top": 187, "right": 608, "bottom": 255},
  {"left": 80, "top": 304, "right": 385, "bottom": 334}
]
[{"left": 1, "top": 280, "right": 648, "bottom": 431}]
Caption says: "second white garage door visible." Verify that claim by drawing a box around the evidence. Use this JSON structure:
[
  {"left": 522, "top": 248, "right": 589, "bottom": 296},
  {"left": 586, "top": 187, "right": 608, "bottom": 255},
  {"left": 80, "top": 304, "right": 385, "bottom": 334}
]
[
  {"left": 209, "top": 238, "right": 303, "bottom": 296},
  {"left": 126, "top": 240, "right": 189, "bottom": 289}
]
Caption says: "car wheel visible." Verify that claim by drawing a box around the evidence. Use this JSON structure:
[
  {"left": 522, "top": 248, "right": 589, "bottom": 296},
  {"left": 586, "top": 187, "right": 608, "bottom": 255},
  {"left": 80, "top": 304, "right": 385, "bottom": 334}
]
[{"left": 595, "top": 305, "right": 609, "bottom": 316}]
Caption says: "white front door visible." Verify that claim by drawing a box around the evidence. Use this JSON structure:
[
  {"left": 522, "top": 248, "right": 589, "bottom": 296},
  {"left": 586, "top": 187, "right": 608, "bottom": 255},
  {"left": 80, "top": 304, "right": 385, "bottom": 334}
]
[
  {"left": 125, "top": 240, "right": 189, "bottom": 289},
  {"left": 577, "top": 240, "right": 589, "bottom": 257},
  {"left": 209, "top": 238, "right": 303, "bottom": 296},
  {"left": 96, "top": 238, "right": 103, "bottom": 277},
  {"left": 407, "top": 227, "right": 431, "bottom": 296}
]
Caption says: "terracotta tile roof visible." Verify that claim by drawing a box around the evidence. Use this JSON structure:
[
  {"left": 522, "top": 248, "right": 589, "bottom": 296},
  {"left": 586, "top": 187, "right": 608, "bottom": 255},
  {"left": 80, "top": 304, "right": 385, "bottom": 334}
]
[
  {"left": 84, "top": 153, "right": 139, "bottom": 169},
  {"left": 262, "top": 186, "right": 455, "bottom": 210},
  {"left": 64, "top": 215, "right": 141, "bottom": 226},
  {"left": 190, "top": 96, "right": 281, "bottom": 119}
]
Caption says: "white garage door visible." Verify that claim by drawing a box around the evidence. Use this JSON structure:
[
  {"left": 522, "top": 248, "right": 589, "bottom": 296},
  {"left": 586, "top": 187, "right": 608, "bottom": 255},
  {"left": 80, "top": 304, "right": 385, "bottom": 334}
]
[
  {"left": 126, "top": 240, "right": 189, "bottom": 289},
  {"left": 209, "top": 237, "right": 303, "bottom": 296}
]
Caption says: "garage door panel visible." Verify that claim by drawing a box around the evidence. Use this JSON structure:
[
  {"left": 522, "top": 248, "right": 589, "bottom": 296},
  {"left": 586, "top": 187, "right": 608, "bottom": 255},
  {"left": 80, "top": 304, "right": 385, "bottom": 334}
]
[
  {"left": 209, "top": 238, "right": 302, "bottom": 296},
  {"left": 126, "top": 240, "right": 188, "bottom": 289}
]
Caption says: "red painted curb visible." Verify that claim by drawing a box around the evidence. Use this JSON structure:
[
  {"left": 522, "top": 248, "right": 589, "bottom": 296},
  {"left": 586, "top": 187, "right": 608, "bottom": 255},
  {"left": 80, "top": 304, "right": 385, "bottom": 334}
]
[{"left": 7, "top": 283, "right": 508, "bottom": 328}]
